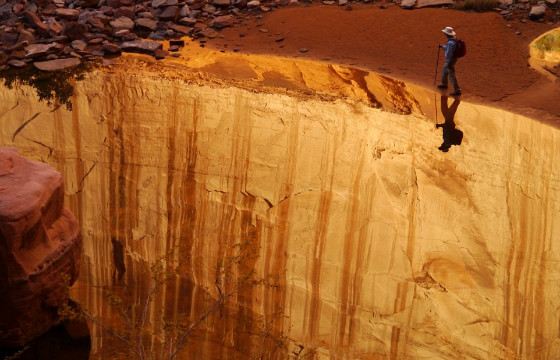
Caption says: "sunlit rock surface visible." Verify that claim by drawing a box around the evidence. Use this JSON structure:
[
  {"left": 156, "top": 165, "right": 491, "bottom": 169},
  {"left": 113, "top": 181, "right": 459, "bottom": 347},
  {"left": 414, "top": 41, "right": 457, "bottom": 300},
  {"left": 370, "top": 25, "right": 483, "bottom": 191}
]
[
  {"left": 0, "top": 148, "right": 82, "bottom": 347},
  {"left": 530, "top": 27, "right": 560, "bottom": 81},
  {"left": 1, "top": 49, "right": 560, "bottom": 359}
]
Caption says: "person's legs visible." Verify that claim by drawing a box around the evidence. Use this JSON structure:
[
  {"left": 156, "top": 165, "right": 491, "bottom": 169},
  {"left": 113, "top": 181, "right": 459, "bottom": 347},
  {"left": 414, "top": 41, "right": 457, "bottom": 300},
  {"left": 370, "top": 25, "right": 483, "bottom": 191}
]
[
  {"left": 439, "top": 62, "right": 449, "bottom": 88},
  {"left": 448, "top": 62, "right": 461, "bottom": 93}
]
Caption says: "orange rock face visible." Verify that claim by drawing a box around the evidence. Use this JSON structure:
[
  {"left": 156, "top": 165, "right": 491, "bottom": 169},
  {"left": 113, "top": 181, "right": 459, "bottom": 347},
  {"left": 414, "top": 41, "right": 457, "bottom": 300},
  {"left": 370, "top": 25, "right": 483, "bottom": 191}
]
[{"left": 0, "top": 148, "right": 82, "bottom": 347}]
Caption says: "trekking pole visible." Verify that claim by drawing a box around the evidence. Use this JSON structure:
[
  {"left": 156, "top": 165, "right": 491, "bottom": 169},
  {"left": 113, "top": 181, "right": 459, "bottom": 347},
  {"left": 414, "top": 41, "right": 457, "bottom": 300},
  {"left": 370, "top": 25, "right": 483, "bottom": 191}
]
[{"left": 434, "top": 45, "right": 440, "bottom": 124}]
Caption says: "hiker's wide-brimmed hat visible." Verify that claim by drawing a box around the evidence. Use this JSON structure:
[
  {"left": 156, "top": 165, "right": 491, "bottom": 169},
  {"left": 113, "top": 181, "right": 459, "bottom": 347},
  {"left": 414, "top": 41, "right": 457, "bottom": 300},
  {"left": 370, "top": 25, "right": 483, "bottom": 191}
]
[{"left": 441, "top": 26, "right": 456, "bottom": 37}]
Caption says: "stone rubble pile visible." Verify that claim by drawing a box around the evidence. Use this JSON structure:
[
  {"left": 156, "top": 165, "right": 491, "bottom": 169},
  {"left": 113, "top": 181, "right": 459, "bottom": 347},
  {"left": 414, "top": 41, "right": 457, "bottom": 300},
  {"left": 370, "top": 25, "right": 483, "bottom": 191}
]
[
  {"left": 496, "top": 0, "right": 559, "bottom": 21},
  {"left": 0, "top": 0, "right": 291, "bottom": 70},
  {"left": 0, "top": 0, "right": 558, "bottom": 72},
  {"left": 397, "top": 0, "right": 559, "bottom": 23}
]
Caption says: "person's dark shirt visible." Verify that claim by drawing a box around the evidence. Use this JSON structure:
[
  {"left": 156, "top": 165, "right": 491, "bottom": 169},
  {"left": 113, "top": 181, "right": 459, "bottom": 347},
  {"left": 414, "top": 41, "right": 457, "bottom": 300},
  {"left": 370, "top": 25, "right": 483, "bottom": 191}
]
[{"left": 443, "top": 38, "right": 457, "bottom": 63}]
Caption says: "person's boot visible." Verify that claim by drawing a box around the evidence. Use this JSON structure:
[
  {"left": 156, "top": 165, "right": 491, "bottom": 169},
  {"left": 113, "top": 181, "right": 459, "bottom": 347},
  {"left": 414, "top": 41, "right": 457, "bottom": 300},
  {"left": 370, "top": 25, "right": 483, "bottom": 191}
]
[{"left": 437, "top": 84, "right": 448, "bottom": 89}]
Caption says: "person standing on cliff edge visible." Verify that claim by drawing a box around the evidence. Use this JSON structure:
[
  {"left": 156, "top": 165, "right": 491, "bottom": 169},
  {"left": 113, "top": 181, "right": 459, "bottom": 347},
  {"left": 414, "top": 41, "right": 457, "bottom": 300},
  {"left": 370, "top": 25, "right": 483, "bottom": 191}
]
[{"left": 437, "top": 26, "right": 463, "bottom": 97}]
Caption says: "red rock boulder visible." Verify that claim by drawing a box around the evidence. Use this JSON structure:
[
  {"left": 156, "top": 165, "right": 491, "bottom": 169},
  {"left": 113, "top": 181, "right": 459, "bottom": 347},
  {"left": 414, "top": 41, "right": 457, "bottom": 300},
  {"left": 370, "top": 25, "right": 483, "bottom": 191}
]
[{"left": 0, "top": 148, "right": 82, "bottom": 348}]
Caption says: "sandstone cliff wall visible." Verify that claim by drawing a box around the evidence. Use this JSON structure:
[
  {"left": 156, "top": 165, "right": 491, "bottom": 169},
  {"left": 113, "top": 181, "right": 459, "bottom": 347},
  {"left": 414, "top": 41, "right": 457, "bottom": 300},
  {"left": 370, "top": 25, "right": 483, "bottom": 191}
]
[{"left": 1, "top": 57, "right": 559, "bottom": 359}]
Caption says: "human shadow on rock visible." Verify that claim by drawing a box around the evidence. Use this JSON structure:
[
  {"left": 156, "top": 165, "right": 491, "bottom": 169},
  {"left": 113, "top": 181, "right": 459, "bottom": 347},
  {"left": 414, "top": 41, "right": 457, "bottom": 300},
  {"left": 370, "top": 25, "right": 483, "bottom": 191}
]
[{"left": 436, "top": 95, "right": 463, "bottom": 152}]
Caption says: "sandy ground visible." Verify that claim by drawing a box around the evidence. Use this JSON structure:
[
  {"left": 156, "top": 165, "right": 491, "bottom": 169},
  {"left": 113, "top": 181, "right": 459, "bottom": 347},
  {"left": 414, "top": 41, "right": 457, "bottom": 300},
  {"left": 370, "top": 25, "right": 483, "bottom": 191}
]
[{"left": 206, "top": 5, "right": 560, "bottom": 123}]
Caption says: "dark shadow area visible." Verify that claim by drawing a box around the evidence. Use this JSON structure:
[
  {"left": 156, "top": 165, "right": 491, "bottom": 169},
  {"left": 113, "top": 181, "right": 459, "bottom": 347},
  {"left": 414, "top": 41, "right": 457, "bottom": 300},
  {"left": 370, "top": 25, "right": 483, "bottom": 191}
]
[
  {"left": 0, "top": 63, "right": 93, "bottom": 110},
  {"left": 0, "top": 317, "right": 90, "bottom": 360},
  {"left": 111, "top": 237, "right": 126, "bottom": 284},
  {"left": 436, "top": 95, "right": 463, "bottom": 152}
]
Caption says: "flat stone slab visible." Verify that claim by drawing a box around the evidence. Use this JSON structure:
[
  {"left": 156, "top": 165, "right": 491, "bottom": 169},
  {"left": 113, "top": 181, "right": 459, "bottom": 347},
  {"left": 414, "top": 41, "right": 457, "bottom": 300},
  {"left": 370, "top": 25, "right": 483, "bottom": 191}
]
[
  {"left": 33, "top": 57, "right": 81, "bottom": 71},
  {"left": 54, "top": 8, "right": 80, "bottom": 19},
  {"left": 7, "top": 59, "right": 27, "bottom": 68},
  {"left": 209, "top": 15, "right": 235, "bottom": 29},
  {"left": 25, "top": 43, "right": 58, "bottom": 57},
  {"left": 135, "top": 18, "right": 158, "bottom": 31},
  {"left": 110, "top": 16, "right": 135, "bottom": 30},
  {"left": 120, "top": 39, "right": 162, "bottom": 54},
  {"left": 401, "top": 0, "right": 416, "bottom": 8},
  {"left": 416, "top": 0, "right": 454, "bottom": 7},
  {"left": 529, "top": 5, "right": 546, "bottom": 19}
]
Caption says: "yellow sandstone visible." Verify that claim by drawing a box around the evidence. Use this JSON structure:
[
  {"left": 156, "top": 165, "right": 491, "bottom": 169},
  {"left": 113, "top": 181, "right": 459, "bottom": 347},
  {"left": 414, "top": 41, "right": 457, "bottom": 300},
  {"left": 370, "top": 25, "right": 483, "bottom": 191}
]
[{"left": 0, "top": 47, "right": 559, "bottom": 359}]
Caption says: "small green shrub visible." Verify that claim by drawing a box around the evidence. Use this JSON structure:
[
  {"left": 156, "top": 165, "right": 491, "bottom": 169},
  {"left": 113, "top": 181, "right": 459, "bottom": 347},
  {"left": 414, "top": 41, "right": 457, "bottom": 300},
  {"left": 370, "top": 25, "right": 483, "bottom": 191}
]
[
  {"left": 534, "top": 32, "right": 560, "bottom": 52},
  {"left": 455, "top": 0, "right": 499, "bottom": 11}
]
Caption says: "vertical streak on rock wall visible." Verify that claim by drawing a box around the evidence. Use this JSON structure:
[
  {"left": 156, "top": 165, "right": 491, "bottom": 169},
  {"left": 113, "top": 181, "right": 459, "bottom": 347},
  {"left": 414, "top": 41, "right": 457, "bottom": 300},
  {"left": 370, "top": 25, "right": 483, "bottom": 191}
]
[
  {"left": 222, "top": 93, "right": 257, "bottom": 354},
  {"left": 165, "top": 85, "right": 178, "bottom": 266},
  {"left": 336, "top": 141, "right": 365, "bottom": 350},
  {"left": 182, "top": 95, "right": 200, "bottom": 340},
  {"left": 71, "top": 92, "right": 84, "bottom": 228},
  {"left": 52, "top": 107, "right": 66, "bottom": 189},
  {"left": 305, "top": 124, "right": 338, "bottom": 346},
  {"left": 501, "top": 119, "right": 556, "bottom": 359},
  {"left": 264, "top": 102, "right": 300, "bottom": 348},
  {"left": 106, "top": 79, "right": 119, "bottom": 283},
  {"left": 389, "top": 119, "right": 419, "bottom": 360}
]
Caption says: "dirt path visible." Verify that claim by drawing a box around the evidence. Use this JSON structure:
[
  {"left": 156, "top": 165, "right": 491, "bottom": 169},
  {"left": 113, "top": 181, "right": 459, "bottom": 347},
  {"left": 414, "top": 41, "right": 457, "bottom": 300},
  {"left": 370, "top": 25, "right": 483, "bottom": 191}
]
[{"left": 208, "top": 5, "right": 559, "bottom": 123}]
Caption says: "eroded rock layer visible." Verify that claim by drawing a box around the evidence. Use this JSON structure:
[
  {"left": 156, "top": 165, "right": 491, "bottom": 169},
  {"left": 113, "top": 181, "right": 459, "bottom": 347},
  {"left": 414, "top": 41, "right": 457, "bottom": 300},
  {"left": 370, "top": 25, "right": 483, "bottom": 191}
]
[
  {"left": 0, "top": 148, "right": 82, "bottom": 347},
  {"left": 0, "top": 55, "right": 559, "bottom": 359}
]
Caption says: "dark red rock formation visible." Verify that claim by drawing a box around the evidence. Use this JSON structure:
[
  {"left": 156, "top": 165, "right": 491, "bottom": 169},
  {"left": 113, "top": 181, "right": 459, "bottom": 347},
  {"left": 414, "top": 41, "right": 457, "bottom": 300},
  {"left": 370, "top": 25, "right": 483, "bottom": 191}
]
[{"left": 0, "top": 147, "right": 82, "bottom": 348}]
